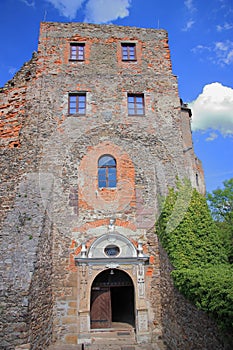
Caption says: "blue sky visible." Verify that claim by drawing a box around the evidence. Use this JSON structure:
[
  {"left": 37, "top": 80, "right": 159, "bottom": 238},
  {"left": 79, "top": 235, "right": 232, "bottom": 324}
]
[{"left": 0, "top": 0, "right": 232, "bottom": 192}]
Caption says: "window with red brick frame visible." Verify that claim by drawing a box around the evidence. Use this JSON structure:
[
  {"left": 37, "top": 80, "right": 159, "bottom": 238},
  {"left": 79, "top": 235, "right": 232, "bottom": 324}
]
[
  {"left": 121, "top": 43, "right": 136, "bottom": 61},
  {"left": 98, "top": 155, "right": 117, "bottom": 188},
  {"left": 70, "top": 43, "right": 85, "bottom": 61},
  {"left": 127, "top": 93, "right": 145, "bottom": 115},
  {"left": 68, "top": 93, "right": 86, "bottom": 115}
]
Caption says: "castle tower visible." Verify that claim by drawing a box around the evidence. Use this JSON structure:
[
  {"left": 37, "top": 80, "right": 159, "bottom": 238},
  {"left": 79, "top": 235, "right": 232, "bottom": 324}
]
[{"left": 0, "top": 23, "right": 205, "bottom": 349}]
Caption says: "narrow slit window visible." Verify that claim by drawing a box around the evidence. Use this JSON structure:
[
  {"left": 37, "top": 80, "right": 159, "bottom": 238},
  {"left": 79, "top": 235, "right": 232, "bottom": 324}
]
[
  {"left": 127, "top": 94, "right": 144, "bottom": 115},
  {"left": 70, "top": 43, "right": 85, "bottom": 61},
  {"left": 69, "top": 93, "right": 86, "bottom": 115},
  {"left": 98, "top": 155, "right": 116, "bottom": 188},
  {"left": 121, "top": 43, "right": 136, "bottom": 61}
]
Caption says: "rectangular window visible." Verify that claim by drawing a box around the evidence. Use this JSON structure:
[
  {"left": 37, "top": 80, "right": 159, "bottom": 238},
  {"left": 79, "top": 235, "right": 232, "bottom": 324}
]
[
  {"left": 121, "top": 43, "right": 136, "bottom": 61},
  {"left": 70, "top": 43, "right": 85, "bottom": 61},
  {"left": 69, "top": 93, "right": 86, "bottom": 115},
  {"left": 127, "top": 94, "right": 144, "bottom": 115}
]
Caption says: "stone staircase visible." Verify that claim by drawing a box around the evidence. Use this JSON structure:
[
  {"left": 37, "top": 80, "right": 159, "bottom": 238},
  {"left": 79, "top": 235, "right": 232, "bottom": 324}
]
[
  {"left": 90, "top": 322, "right": 136, "bottom": 345},
  {"left": 48, "top": 323, "right": 166, "bottom": 350},
  {"left": 48, "top": 343, "right": 165, "bottom": 350}
]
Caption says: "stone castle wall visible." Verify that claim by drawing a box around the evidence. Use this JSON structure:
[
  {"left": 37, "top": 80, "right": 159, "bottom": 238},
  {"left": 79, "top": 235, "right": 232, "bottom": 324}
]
[
  {"left": 159, "top": 244, "right": 233, "bottom": 350},
  {"left": 0, "top": 22, "right": 225, "bottom": 350}
]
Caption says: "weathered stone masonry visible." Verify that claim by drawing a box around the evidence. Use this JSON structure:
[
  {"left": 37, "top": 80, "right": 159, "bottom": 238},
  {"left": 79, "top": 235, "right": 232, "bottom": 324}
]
[{"left": 0, "top": 22, "right": 229, "bottom": 350}]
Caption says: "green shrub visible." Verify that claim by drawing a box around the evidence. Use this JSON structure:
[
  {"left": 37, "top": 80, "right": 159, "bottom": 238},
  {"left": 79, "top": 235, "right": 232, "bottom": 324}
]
[{"left": 156, "top": 183, "right": 233, "bottom": 330}]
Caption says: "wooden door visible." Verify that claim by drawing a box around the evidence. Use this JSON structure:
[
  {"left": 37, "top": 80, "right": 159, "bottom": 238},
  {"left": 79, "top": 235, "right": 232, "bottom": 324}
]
[{"left": 90, "top": 287, "right": 111, "bottom": 329}]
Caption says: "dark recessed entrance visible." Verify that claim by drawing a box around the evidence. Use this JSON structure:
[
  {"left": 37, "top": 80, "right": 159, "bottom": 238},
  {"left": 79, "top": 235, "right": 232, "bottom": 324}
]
[{"left": 90, "top": 269, "right": 135, "bottom": 329}]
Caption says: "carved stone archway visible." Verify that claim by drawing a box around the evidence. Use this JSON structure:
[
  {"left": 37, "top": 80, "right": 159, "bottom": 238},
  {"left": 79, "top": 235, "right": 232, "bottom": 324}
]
[{"left": 75, "top": 231, "right": 150, "bottom": 344}]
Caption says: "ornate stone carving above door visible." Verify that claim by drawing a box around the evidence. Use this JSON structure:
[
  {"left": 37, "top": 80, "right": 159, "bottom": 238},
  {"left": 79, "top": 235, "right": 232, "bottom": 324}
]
[{"left": 88, "top": 232, "right": 138, "bottom": 259}]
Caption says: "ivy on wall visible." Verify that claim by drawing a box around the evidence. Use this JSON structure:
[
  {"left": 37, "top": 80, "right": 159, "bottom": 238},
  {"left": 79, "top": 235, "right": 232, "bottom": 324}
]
[{"left": 156, "top": 183, "right": 233, "bottom": 331}]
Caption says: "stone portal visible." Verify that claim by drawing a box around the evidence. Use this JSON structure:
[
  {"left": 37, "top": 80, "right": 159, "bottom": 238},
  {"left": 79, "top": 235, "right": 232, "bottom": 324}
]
[{"left": 75, "top": 231, "right": 150, "bottom": 344}]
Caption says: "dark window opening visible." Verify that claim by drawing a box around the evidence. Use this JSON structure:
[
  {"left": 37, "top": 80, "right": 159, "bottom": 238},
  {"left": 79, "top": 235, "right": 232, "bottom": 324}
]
[
  {"left": 70, "top": 43, "right": 85, "bottom": 61},
  {"left": 98, "top": 155, "right": 116, "bottom": 188},
  {"left": 127, "top": 93, "right": 144, "bottom": 115},
  {"left": 104, "top": 245, "right": 120, "bottom": 257},
  {"left": 121, "top": 43, "right": 136, "bottom": 61},
  {"left": 68, "top": 93, "right": 86, "bottom": 115}
]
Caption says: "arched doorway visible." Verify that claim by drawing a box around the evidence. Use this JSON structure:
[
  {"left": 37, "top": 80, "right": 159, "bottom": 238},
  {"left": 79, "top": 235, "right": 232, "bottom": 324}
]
[{"left": 90, "top": 269, "right": 135, "bottom": 329}]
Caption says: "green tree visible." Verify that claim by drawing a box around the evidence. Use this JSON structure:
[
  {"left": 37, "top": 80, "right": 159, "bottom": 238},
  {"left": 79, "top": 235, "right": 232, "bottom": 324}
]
[
  {"left": 156, "top": 183, "right": 233, "bottom": 330},
  {"left": 207, "top": 178, "right": 233, "bottom": 224},
  {"left": 207, "top": 178, "right": 233, "bottom": 263}
]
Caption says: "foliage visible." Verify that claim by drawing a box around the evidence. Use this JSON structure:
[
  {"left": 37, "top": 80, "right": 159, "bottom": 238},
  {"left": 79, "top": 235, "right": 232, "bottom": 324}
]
[
  {"left": 207, "top": 178, "right": 233, "bottom": 263},
  {"left": 172, "top": 266, "right": 233, "bottom": 330},
  {"left": 215, "top": 221, "right": 233, "bottom": 264},
  {"left": 207, "top": 178, "right": 233, "bottom": 224},
  {"left": 156, "top": 182, "right": 233, "bottom": 331}
]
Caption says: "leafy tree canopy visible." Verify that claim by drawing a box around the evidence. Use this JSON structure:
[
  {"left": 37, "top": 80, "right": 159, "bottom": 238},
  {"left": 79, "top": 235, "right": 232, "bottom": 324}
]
[
  {"left": 207, "top": 178, "right": 233, "bottom": 225},
  {"left": 207, "top": 178, "right": 233, "bottom": 263}
]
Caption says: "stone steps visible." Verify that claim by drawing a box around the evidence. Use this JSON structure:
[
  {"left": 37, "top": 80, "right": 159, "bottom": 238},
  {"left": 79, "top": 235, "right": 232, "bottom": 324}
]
[
  {"left": 90, "top": 324, "right": 136, "bottom": 345},
  {"left": 48, "top": 323, "right": 166, "bottom": 350},
  {"left": 48, "top": 343, "right": 165, "bottom": 350},
  {"left": 85, "top": 342, "right": 166, "bottom": 349}
]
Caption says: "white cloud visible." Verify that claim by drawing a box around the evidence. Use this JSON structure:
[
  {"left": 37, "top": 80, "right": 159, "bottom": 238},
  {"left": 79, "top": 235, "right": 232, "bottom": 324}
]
[
  {"left": 182, "top": 19, "right": 195, "bottom": 31},
  {"left": 184, "top": 0, "right": 196, "bottom": 12},
  {"left": 216, "top": 22, "right": 233, "bottom": 32},
  {"left": 189, "top": 83, "right": 233, "bottom": 136},
  {"left": 45, "top": 0, "right": 85, "bottom": 19},
  {"left": 20, "top": 0, "right": 35, "bottom": 6},
  {"left": 84, "top": 0, "right": 131, "bottom": 24},
  {"left": 192, "top": 40, "right": 233, "bottom": 66},
  {"left": 182, "top": 1, "right": 196, "bottom": 32},
  {"left": 44, "top": 0, "right": 131, "bottom": 22},
  {"left": 214, "top": 40, "right": 233, "bottom": 65},
  {"left": 205, "top": 132, "right": 218, "bottom": 142},
  {"left": 191, "top": 44, "right": 210, "bottom": 54}
]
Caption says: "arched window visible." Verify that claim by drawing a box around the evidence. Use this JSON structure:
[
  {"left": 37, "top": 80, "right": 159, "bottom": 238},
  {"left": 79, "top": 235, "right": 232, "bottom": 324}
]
[{"left": 98, "top": 155, "right": 116, "bottom": 188}]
